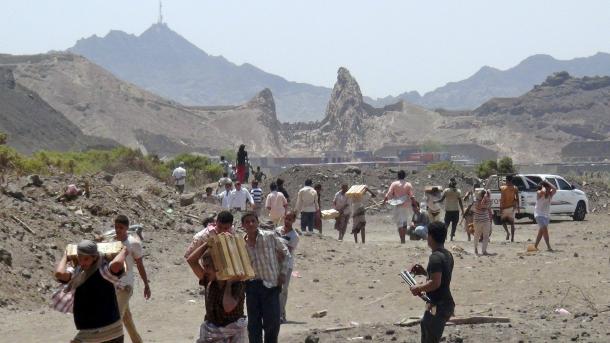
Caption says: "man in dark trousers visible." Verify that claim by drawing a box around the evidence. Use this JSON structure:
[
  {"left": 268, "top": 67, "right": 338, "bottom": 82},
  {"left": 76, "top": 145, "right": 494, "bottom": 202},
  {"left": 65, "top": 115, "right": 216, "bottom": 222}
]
[
  {"left": 409, "top": 222, "right": 455, "bottom": 343},
  {"left": 243, "top": 212, "right": 290, "bottom": 343}
]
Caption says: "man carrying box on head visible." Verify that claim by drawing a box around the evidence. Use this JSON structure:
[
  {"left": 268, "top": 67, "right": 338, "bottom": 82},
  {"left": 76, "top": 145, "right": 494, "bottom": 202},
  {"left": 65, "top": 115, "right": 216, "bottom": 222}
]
[{"left": 187, "top": 235, "right": 247, "bottom": 343}]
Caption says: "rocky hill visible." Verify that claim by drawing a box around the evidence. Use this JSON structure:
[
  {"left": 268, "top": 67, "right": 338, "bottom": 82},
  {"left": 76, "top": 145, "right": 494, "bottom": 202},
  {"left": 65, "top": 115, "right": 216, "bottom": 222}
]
[
  {"left": 69, "top": 23, "right": 331, "bottom": 123},
  {"left": 0, "top": 53, "right": 284, "bottom": 157},
  {"left": 370, "top": 52, "right": 610, "bottom": 110},
  {"left": 0, "top": 66, "right": 116, "bottom": 154}
]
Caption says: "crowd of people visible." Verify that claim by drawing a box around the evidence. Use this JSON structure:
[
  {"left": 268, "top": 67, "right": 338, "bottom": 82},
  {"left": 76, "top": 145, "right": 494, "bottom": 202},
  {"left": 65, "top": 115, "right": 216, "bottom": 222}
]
[{"left": 53, "top": 144, "right": 559, "bottom": 343}]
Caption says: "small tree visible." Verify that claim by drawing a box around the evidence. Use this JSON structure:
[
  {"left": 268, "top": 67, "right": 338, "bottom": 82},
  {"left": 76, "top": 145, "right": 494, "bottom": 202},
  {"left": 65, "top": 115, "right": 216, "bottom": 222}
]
[
  {"left": 498, "top": 156, "right": 516, "bottom": 174},
  {"left": 476, "top": 160, "right": 498, "bottom": 179},
  {"left": 0, "top": 132, "right": 7, "bottom": 145}
]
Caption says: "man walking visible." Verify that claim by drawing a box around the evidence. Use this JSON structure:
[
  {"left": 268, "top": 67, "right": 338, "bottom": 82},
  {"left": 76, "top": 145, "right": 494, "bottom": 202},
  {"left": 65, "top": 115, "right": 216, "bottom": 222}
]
[
  {"left": 250, "top": 180, "right": 264, "bottom": 218},
  {"left": 243, "top": 212, "right": 290, "bottom": 343},
  {"left": 384, "top": 170, "right": 417, "bottom": 243},
  {"left": 500, "top": 175, "right": 520, "bottom": 242},
  {"left": 266, "top": 183, "right": 288, "bottom": 226},
  {"left": 230, "top": 181, "right": 254, "bottom": 212},
  {"left": 435, "top": 178, "right": 464, "bottom": 241},
  {"left": 275, "top": 211, "right": 299, "bottom": 323},
  {"left": 114, "top": 214, "right": 150, "bottom": 343},
  {"left": 333, "top": 184, "right": 350, "bottom": 241},
  {"left": 295, "top": 179, "right": 320, "bottom": 236},
  {"left": 409, "top": 222, "right": 455, "bottom": 343},
  {"left": 172, "top": 161, "right": 187, "bottom": 194}
]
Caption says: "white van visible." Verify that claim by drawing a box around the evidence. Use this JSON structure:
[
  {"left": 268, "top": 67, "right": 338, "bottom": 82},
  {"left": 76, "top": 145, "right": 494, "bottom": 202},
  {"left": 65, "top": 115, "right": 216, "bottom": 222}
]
[{"left": 486, "top": 174, "right": 588, "bottom": 224}]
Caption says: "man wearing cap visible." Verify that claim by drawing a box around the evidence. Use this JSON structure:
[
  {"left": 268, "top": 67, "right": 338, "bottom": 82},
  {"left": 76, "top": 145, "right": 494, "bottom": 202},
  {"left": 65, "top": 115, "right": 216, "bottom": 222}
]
[
  {"left": 230, "top": 181, "right": 255, "bottom": 212},
  {"left": 172, "top": 161, "right": 187, "bottom": 194},
  {"left": 54, "top": 240, "right": 128, "bottom": 343}
]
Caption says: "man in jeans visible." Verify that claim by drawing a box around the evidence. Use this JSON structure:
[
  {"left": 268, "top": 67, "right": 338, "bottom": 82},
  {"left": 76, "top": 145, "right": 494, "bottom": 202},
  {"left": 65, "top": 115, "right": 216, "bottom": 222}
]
[
  {"left": 114, "top": 214, "right": 151, "bottom": 343},
  {"left": 295, "top": 179, "right": 319, "bottom": 236},
  {"left": 243, "top": 212, "right": 290, "bottom": 343}
]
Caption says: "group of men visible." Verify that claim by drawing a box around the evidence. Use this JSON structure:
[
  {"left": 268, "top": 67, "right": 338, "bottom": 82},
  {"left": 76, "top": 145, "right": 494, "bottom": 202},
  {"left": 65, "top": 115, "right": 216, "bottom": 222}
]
[{"left": 184, "top": 210, "right": 299, "bottom": 343}]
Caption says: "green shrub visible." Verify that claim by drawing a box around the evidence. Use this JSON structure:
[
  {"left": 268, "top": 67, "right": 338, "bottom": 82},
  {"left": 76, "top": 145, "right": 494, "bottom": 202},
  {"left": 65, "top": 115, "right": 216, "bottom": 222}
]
[
  {"left": 0, "top": 132, "right": 7, "bottom": 145},
  {"left": 426, "top": 161, "right": 462, "bottom": 173},
  {"left": 498, "top": 157, "right": 516, "bottom": 174},
  {"left": 476, "top": 160, "right": 498, "bottom": 179}
]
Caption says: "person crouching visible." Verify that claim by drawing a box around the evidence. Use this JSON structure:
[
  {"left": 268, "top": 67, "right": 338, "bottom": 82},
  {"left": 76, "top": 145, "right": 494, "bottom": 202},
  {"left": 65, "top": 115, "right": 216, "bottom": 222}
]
[
  {"left": 54, "top": 240, "right": 127, "bottom": 343},
  {"left": 186, "top": 240, "right": 247, "bottom": 343}
]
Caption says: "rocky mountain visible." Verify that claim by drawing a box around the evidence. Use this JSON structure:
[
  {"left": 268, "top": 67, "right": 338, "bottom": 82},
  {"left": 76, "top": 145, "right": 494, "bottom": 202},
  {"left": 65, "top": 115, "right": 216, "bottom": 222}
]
[
  {"left": 0, "top": 66, "right": 116, "bottom": 154},
  {"left": 370, "top": 52, "right": 610, "bottom": 110},
  {"left": 69, "top": 23, "right": 331, "bottom": 123},
  {"left": 0, "top": 53, "right": 284, "bottom": 157},
  {"left": 469, "top": 72, "right": 610, "bottom": 161}
]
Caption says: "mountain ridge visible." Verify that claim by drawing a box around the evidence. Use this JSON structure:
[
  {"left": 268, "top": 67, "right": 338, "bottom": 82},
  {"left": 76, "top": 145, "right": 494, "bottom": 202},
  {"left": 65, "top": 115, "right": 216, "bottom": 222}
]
[{"left": 69, "top": 23, "right": 331, "bottom": 122}]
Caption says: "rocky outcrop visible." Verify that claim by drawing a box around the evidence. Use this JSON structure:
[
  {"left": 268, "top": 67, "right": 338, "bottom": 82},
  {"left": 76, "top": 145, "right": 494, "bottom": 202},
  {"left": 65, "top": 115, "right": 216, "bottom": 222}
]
[{"left": 318, "top": 67, "right": 369, "bottom": 151}]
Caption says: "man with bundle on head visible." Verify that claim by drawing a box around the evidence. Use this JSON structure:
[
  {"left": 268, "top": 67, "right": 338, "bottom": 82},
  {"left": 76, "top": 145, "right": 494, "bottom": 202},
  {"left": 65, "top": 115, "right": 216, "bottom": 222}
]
[
  {"left": 384, "top": 170, "right": 417, "bottom": 244},
  {"left": 184, "top": 211, "right": 236, "bottom": 259},
  {"left": 243, "top": 212, "right": 290, "bottom": 343},
  {"left": 408, "top": 222, "right": 455, "bottom": 343},
  {"left": 113, "top": 215, "right": 149, "bottom": 343},
  {"left": 500, "top": 174, "right": 520, "bottom": 242},
  {"left": 54, "top": 240, "right": 128, "bottom": 343},
  {"left": 186, "top": 236, "right": 247, "bottom": 343}
]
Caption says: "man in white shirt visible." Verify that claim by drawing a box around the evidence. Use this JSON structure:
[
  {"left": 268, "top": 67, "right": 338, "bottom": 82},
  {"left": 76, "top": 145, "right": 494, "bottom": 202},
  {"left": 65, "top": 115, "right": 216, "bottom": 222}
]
[
  {"left": 114, "top": 215, "right": 150, "bottom": 343},
  {"left": 218, "top": 182, "right": 233, "bottom": 209},
  {"left": 172, "top": 161, "right": 187, "bottom": 194},
  {"left": 266, "top": 182, "right": 288, "bottom": 225},
  {"left": 295, "top": 179, "right": 319, "bottom": 236},
  {"left": 230, "top": 181, "right": 254, "bottom": 211}
]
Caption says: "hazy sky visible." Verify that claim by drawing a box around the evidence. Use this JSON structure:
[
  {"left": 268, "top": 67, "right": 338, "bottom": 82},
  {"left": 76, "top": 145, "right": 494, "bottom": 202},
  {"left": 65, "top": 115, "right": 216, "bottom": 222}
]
[{"left": 1, "top": 0, "right": 608, "bottom": 97}]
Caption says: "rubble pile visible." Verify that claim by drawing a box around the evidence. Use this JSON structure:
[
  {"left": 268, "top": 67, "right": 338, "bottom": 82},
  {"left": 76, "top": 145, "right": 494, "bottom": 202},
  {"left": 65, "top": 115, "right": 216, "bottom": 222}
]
[{"left": 0, "top": 171, "right": 221, "bottom": 309}]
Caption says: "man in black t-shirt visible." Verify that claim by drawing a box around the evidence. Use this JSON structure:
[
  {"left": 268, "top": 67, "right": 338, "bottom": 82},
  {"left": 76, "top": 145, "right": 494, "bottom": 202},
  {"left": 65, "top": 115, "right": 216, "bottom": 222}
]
[{"left": 410, "top": 222, "right": 455, "bottom": 343}]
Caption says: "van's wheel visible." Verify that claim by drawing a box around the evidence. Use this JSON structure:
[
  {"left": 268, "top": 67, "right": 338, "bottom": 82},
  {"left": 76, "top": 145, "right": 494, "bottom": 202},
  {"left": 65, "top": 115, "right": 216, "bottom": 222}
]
[{"left": 573, "top": 201, "right": 586, "bottom": 221}]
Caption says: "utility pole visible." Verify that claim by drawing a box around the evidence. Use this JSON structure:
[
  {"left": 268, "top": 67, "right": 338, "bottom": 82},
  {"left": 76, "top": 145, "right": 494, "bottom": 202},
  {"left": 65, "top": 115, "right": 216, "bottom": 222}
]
[{"left": 158, "top": 0, "right": 164, "bottom": 24}]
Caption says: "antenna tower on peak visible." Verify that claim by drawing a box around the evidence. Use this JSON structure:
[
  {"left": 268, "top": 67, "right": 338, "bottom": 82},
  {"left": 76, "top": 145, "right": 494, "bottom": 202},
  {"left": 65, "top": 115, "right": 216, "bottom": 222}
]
[{"left": 158, "top": 0, "right": 164, "bottom": 24}]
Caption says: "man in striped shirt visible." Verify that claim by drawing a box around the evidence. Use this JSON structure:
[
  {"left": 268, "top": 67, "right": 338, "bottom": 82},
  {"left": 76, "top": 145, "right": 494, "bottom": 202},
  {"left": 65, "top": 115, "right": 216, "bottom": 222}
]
[
  {"left": 243, "top": 212, "right": 290, "bottom": 343},
  {"left": 250, "top": 180, "right": 264, "bottom": 218}
]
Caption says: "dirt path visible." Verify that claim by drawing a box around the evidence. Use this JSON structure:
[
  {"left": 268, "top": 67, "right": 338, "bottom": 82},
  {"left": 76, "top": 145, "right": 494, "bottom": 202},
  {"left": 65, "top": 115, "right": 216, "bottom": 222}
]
[{"left": 2, "top": 214, "right": 610, "bottom": 342}]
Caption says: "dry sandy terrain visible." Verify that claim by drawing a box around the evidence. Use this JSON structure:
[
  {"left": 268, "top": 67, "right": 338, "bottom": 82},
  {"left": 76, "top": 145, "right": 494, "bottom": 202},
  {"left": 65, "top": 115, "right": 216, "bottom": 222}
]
[{"left": 1, "top": 211, "right": 609, "bottom": 343}]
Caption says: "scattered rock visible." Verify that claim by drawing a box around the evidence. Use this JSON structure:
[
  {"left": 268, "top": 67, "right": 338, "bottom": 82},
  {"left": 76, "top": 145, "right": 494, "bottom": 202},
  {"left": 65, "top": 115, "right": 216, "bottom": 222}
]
[
  {"left": 0, "top": 248, "right": 12, "bottom": 267},
  {"left": 20, "top": 269, "right": 32, "bottom": 279},
  {"left": 27, "top": 175, "right": 43, "bottom": 187},
  {"left": 304, "top": 335, "right": 319, "bottom": 343},
  {"left": 311, "top": 309, "right": 327, "bottom": 318},
  {"left": 344, "top": 166, "right": 362, "bottom": 175},
  {"left": 180, "top": 193, "right": 196, "bottom": 207}
]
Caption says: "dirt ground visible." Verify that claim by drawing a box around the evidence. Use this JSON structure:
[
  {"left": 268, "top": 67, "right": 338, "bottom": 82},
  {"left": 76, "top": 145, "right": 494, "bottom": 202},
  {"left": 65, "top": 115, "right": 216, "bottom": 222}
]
[{"left": 1, "top": 209, "right": 609, "bottom": 343}]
